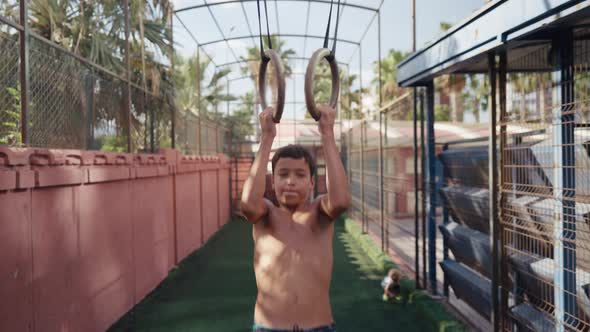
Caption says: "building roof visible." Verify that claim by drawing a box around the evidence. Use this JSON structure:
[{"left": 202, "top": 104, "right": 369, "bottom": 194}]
[{"left": 397, "top": 0, "right": 590, "bottom": 87}]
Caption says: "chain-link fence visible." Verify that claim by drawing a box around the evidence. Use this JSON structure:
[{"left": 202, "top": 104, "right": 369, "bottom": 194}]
[
  {"left": 501, "top": 31, "right": 590, "bottom": 332},
  {"left": 0, "top": 3, "right": 227, "bottom": 155},
  {"left": 343, "top": 32, "right": 590, "bottom": 331},
  {"left": 0, "top": 25, "right": 20, "bottom": 146}
]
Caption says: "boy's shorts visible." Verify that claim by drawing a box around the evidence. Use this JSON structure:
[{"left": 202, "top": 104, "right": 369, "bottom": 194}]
[{"left": 252, "top": 323, "right": 336, "bottom": 332}]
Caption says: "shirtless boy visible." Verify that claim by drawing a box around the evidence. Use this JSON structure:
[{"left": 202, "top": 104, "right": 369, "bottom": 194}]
[{"left": 240, "top": 105, "right": 351, "bottom": 332}]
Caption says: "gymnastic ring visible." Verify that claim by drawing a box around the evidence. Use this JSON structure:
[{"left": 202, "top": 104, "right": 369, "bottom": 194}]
[
  {"left": 304, "top": 48, "right": 340, "bottom": 121},
  {"left": 258, "top": 49, "right": 286, "bottom": 123}
]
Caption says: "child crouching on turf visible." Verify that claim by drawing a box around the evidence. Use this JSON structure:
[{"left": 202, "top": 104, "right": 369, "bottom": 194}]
[{"left": 381, "top": 269, "right": 402, "bottom": 302}]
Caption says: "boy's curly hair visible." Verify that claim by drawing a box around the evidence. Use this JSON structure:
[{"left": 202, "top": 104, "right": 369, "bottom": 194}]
[
  {"left": 271, "top": 145, "right": 316, "bottom": 178},
  {"left": 388, "top": 269, "right": 402, "bottom": 282}
]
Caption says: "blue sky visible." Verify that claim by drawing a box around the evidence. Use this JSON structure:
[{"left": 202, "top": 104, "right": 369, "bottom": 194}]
[{"left": 171, "top": 0, "right": 486, "bottom": 117}]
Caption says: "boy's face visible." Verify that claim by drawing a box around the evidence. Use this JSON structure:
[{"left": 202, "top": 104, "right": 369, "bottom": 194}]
[{"left": 272, "top": 157, "right": 314, "bottom": 208}]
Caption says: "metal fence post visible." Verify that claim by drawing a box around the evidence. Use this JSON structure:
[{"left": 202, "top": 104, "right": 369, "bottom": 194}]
[
  {"left": 123, "top": 0, "right": 132, "bottom": 153},
  {"left": 420, "top": 90, "right": 427, "bottom": 289},
  {"left": 84, "top": 69, "right": 95, "bottom": 149},
  {"left": 498, "top": 50, "right": 509, "bottom": 331},
  {"left": 197, "top": 48, "right": 202, "bottom": 155},
  {"left": 413, "top": 88, "right": 421, "bottom": 288},
  {"left": 426, "top": 80, "right": 437, "bottom": 294},
  {"left": 384, "top": 109, "right": 389, "bottom": 252},
  {"left": 488, "top": 52, "right": 500, "bottom": 331},
  {"left": 150, "top": 93, "right": 155, "bottom": 152},
  {"left": 360, "top": 120, "right": 366, "bottom": 233},
  {"left": 169, "top": 7, "right": 176, "bottom": 149},
  {"left": 552, "top": 29, "right": 577, "bottom": 332},
  {"left": 19, "top": 0, "right": 30, "bottom": 145},
  {"left": 442, "top": 142, "right": 450, "bottom": 298},
  {"left": 379, "top": 111, "right": 385, "bottom": 251}
]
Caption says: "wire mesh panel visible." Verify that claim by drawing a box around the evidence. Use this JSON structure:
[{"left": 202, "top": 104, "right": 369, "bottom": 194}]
[
  {"left": 199, "top": 117, "right": 219, "bottom": 155},
  {"left": 28, "top": 35, "right": 88, "bottom": 148},
  {"left": 347, "top": 123, "right": 363, "bottom": 222},
  {"left": 130, "top": 87, "right": 149, "bottom": 152},
  {"left": 93, "top": 72, "right": 127, "bottom": 151},
  {"left": 363, "top": 117, "right": 382, "bottom": 242},
  {"left": 148, "top": 93, "right": 173, "bottom": 151},
  {"left": 501, "top": 32, "right": 590, "bottom": 331},
  {"left": 175, "top": 109, "right": 200, "bottom": 155},
  {"left": 0, "top": 26, "right": 20, "bottom": 146},
  {"left": 382, "top": 93, "right": 416, "bottom": 254}
]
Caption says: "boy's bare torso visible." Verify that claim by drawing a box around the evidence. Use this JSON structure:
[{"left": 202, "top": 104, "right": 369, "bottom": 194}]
[{"left": 253, "top": 199, "right": 334, "bottom": 329}]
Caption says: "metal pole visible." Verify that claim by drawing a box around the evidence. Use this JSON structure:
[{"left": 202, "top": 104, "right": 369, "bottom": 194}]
[
  {"left": 552, "top": 30, "right": 577, "bottom": 332},
  {"left": 19, "top": 0, "right": 30, "bottom": 145},
  {"left": 170, "top": 6, "right": 176, "bottom": 149},
  {"left": 384, "top": 110, "right": 389, "bottom": 252},
  {"left": 150, "top": 94, "right": 155, "bottom": 152},
  {"left": 379, "top": 111, "right": 384, "bottom": 251},
  {"left": 359, "top": 45, "right": 365, "bottom": 232},
  {"left": 377, "top": 9, "right": 384, "bottom": 251},
  {"left": 377, "top": 11, "right": 382, "bottom": 108},
  {"left": 215, "top": 70, "right": 219, "bottom": 153},
  {"left": 197, "top": 48, "right": 202, "bottom": 155},
  {"left": 488, "top": 52, "right": 500, "bottom": 331},
  {"left": 413, "top": 88, "right": 420, "bottom": 288},
  {"left": 85, "top": 70, "right": 95, "bottom": 149},
  {"left": 420, "top": 91, "right": 427, "bottom": 288},
  {"left": 442, "top": 142, "right": 449, "bottom": 297},
  {"left": 359, "top": 48, "right": 363, "bottom": 118},
  {"left": 498, "top": 50, "right": 509, "bottom": 332},
  {"left": 411, "top": 0, "right": 420, "bottom": 289},
  {"left": 360, "top": 120, "right": 366, "bottom": 233},
  {"left": 411, "top": 0, "right": 416, "bottom": 53},
  {"left": 426, "top": 80, "right": 437, "bottom": 294},
  {"left": 123, "top": 0, "right": 132, "bottom": 153}
]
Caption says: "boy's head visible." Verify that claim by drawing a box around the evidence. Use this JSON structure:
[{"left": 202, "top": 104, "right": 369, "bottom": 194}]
[
  {"left": 271, "top": 145, "right": 316, "bottom": 208},
  {"left": 388, "top": 269, "right": 401, "bottom": 282}
]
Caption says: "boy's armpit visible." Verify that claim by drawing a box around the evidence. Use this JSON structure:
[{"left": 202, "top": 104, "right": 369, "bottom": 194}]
[
  {"left": 241, "top": 198, "right": 274, "bottom": 224},
  {"left": 315, "top": 194, "right": 341, "bottom": 221}
]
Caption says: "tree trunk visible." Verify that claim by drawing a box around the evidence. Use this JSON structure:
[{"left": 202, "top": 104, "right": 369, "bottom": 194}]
[{"left": 450, "top": 90, "right": 464, "bottom": 122}]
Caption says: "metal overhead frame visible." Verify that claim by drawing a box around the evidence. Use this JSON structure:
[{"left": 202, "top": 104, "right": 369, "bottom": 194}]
[
  {"left": 174, "top": 13, "right": 217, "bottom": 65},
  {"left": 203, "top": 0, "right": 242, "bottom": 65},
  {"left": 173, "top": 0, "right": 388, "bottom": 262},
  {"left": 198, "top": 34, "right": 359, "bottom": 48},
  {"left": 217, "top": 56, "right": 350, "bottom": 68},
  {"left": 239, "top": 1, "right": 258, "bottom": 49},
  {"left": 174, "top": 0, "right": 379, "bottom": 14}
]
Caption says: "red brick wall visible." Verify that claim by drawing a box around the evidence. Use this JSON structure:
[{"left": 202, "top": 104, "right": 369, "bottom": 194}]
[{"left": 0, "top": 147, "right": 231, "bottom": 332}]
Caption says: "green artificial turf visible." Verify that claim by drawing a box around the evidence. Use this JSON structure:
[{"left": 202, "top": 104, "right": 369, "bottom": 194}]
[{"left": 108, "top": 218, "right": 464, "bottom": 332}]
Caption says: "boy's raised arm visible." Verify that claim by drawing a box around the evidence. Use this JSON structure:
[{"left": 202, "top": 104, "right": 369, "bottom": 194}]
[
  {"left": 240, "top": 107, "right": 276, "bottom": 223},
  {"left": 317, "top": 106, "right": 351, "bottom": 219}
]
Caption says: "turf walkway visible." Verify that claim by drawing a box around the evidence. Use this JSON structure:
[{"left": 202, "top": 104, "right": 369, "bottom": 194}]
[{"left": 109, "top": 219, "right": 461, "bottom": 332}]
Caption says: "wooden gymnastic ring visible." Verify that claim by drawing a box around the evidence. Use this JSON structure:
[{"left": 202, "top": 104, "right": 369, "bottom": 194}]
[
  {"left": 304, "top": 48, "right": 340, "bottom": 121},
  {"left": 258, "top": 49, "right": 286, "bottom": 123}
]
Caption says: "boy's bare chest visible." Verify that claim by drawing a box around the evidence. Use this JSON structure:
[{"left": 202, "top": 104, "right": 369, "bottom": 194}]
[{"left": 254, "top": 212, "right": 334, "bottom": 271}]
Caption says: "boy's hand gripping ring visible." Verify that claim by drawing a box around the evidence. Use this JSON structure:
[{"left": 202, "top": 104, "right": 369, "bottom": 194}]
[
  {"left": 304, "top": 48, "right": 340, "bottom": 121},
  {"left": 258, "top": 49, "right": 286, "bottom": 123}
]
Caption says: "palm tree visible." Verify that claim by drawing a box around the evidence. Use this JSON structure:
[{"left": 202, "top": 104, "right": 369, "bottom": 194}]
[
  {"left": 0, "top": 0, "right": 19, "bottom": 25},
  {"left": 224, "top": 92, "right": 255, "bottom": 142},
  {"left": 241, "top": 35, "right": 296, "bottom": 104},
  {"left": 28, "top": 0, "right": 173, "bottom": 95},
  {"left": 462, "top": 74, "right": 489, "bottom": 123},
  {"left": 510, "top": 73, "right": 537, "bottom": 121},
  {"left": 307, "top": 61, "right": 366, "bottom": 120},
  {"left": 175, "top": 51, "right": 235, "bottom": 119},
  {"left": 432, "top": 22, "right": 466, "bottom": 122},
  {"left": 373, "top": 49, "right": 410, "bottom": 107}
]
